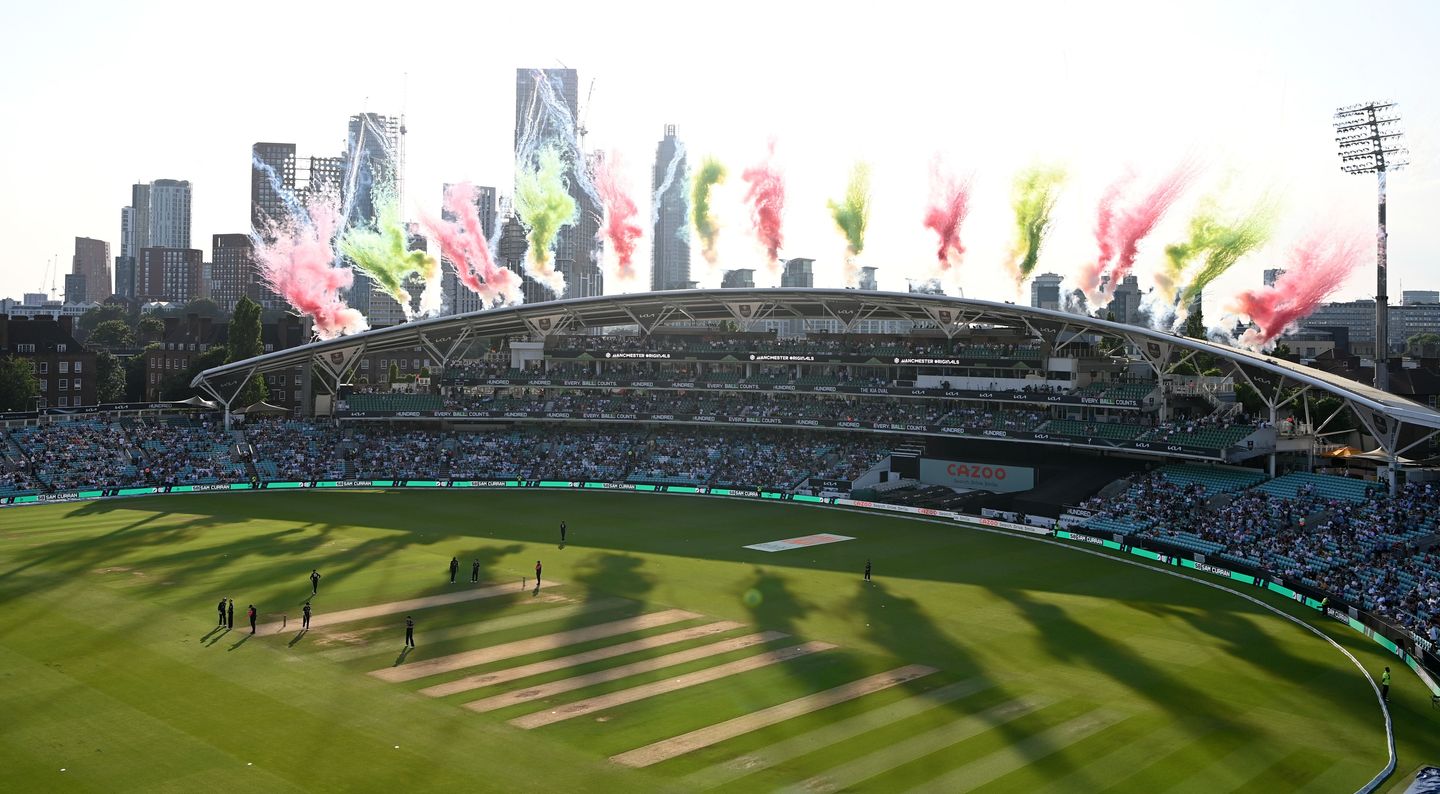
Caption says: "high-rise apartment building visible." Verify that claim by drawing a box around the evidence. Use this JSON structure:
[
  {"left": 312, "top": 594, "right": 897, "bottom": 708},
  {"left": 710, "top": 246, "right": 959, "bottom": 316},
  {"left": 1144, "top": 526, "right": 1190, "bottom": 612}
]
[
  {"left": 210, "top": 234, "right": 257, "bottom": 312},
  {"left": 136, "top": 247, "right": 204, "bottom": 303},
  {"left": 651, "top": 124, "right": 690, "bottom": 292},
  {"left": 781, "top": 258, "right": 814, "bottom": 288},
  {"left": 1030, "top": 272, "right": 1062, "bottom": 310},
  {"left": 721, "top": 269, "right": 755, "bottom": 289},
  {"left": 440, "top": 184, "right": 498, "bottom": 315},
  {"left": 147, "top": 179, "right": 192, "bottom": 249},
  {"left": 71, "top": 237, "right": 112, "bottom": 302},
  {"left": 1105, "top": 275, "right": 1143, "bottom": 325},
  {"left": 857, "top": 267, "right": 879, "bottom": 291}
]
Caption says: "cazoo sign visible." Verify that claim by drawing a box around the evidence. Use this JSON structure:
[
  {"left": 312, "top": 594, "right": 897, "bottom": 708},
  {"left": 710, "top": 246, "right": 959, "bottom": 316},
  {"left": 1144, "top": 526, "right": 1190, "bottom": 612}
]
[{"left": 919, "top": 458, "right": 1036, "bottom": 492}]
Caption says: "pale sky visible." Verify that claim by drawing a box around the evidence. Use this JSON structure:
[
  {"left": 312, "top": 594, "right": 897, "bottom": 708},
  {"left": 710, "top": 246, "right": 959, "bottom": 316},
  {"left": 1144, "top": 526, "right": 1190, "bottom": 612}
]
[{"left": 2, "top": 0, "right": 1437, "bottom": 322}]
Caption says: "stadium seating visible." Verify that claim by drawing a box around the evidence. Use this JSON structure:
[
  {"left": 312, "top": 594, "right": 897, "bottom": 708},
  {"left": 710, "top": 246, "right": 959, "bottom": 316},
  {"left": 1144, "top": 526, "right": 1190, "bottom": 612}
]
[
  {"left": 1158, "top": 464, "right": 1267, "bottom": 494},
  {"left": 1255, "top": 472, "right": 1374, "bottom": 503},
  {"left": 1141, "top": 425, "right": 1255, "bottom": 449},
  {"left": 345, "top": 393, "right": 444, "bottom": 413},
  {"left": 1039, "top": 419, "right": 1146, "bottom": 441}
]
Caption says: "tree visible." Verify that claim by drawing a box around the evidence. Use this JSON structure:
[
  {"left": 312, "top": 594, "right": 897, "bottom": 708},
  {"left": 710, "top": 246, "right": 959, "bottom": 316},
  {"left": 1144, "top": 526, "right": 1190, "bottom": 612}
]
[
  {"left": 94, "top": 351, "right": 128, "bottom": 403},
  {"left": 1234, "top": 382, "right": 1267, "bottom": 416},
  {"left": 182, "top": 298, "right": 223, "bottom": 318},
  {"left": 1182, "top": 302, "right": 1206, "bottom": 340},
  {"left": 227, "top": 296, "right": 268, "bottom": 406},
  {"left": 159, "top": 345, "right": 227, "bottom": 401},
  {"left": 0, "top": 357, "right": 40, "bottom": 411},
  {"left": 78, "top": 303, "right": 129, "bottom": 335},
  {"left": 88, "top": 319, "right": 136, "bottom": 349},
  {"left": 138, "top": 316, "right": 166, "bottom": 343},
  {"left": 126, "top": 346, "right": 156, "bottom": 401},
  {"left": 388, "top": 362, "right": 400, "bottom": 383},
  {"left": 1407, "top": 332, "right": 1440, "bottom": 357}
]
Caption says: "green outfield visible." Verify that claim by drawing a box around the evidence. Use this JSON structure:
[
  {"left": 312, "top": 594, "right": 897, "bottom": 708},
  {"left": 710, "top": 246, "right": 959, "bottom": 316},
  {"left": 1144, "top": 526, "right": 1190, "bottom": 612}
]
[{"left": 0, "top": 489, "right": 1434, "bottom": 792}]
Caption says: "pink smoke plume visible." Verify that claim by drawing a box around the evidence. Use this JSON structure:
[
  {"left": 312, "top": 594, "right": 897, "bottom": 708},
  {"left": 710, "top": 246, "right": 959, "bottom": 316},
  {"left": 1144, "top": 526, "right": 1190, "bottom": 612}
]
[
  {"left": 1081, "top": 163, "right": 1197, "bottom": 306},
  {"left": 742, "top": 142, "right": 786, "bottom": 274},
  {"left": 422, "top": 182, "right": 522, "bottom": 308},
  {"left": 254, "top": 194, "right": 368, "bottom": 340},
  {"left": 1232, "top": 231, "right": 1367, "bottom": 351},
  {"left": 922, "top": 159, "right": 973, "bottom": 276},
  {"left": 1077, "top": 174, "right": 1134, "bottom": 302},
  {"left": 592, "top": 153, "right": 643, "bottom": 282}
]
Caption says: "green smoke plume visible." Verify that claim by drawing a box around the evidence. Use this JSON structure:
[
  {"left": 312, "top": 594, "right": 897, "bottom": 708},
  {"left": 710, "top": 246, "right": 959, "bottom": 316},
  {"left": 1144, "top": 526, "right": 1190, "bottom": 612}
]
[
  {"left": 1008, "top": 165, "right": 1067, "bottom": 281},
  {"left": 513, "top": 146, "right": 578, "bottom": 292},
  {"left": 1167, "top": 196, "right": 1276, "bottom": 306},
  {"left": 828, "top": 163, "right": 871, "bottom": 256},
  {"left": 338, "top": 182, "right": 440, "bottom": 320},
  {"left": 691, "top": 157, "right": 727, "bottom": 265}
]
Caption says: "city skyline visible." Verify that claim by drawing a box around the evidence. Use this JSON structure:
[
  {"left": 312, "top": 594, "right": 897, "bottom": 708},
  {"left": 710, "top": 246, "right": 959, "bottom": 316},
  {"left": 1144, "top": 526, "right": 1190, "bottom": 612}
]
[{"left": 4, "top": 1, "right": 1439, "bottom": 324}]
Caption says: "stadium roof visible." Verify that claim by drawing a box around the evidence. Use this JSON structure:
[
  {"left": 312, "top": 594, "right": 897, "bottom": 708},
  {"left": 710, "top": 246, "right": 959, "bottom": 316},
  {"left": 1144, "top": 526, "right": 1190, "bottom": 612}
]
[{"left": 194, "top": 288, "right": 1440, "bottom": 452}]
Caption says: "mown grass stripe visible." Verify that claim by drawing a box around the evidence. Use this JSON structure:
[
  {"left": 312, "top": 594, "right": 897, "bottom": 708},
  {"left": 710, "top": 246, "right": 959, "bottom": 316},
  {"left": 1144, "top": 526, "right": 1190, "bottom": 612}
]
[
  {"left": 900, "top": 709, "right": 1127, "bottom": 793},
  {"left": 1094, "top": 727, "right": 1251, "bottom": 792},
  {"left": 1168, "top": 742, "right": 1339, "bottom": 794},
  {"left": 967, "top": 713, "right": 1160, "bottom": 794},
  {"left": 1013, "top": 716, "right": 1191, "bottom": 794},
  {"left": 460, "top": 627, "right": 771, "bottom": 709},
  {"left": 370, "top": 609, "right": 700, "bottom": 682},
  {"left": 611, "top": 664, "right": 935, "bottom": 768},
  {"left": 510, "top": 641, "right": 836, "bottom": 729},
  {"left": 256, "top": 580, "right": 561, "bottom": 633},
  {"left": 777, "top": 695, "right": 1055, "bottom": 794},
  {"left": 681, "top": 677, "right": 993, "bottom": 789},
  {"left": 318, "top": 596, "right": 632, "bottom": 662}
]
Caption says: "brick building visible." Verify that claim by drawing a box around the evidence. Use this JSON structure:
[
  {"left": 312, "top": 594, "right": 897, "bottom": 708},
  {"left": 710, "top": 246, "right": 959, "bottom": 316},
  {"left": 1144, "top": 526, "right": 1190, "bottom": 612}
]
[{"left": 0, "top": 315, "right": 97, "bottom": 408}]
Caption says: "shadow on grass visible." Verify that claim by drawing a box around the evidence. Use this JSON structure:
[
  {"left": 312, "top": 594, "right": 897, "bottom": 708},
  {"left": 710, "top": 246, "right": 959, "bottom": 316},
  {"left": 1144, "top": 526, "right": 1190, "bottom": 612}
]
[
  {"left": 563, "top": 551, "right": 654, "bottom": 628},
  {"left": 996, "top": 585, "right": 1257, "bottom": 745},
  {"left": 227, "top": 633, "right": 251, "bottom": 651},
  {"left": 847, "top": 580, "right": 1089, "bottom": 786},
  {"left": 78, "top": 490, "right": 1289, "bottom": 618}
]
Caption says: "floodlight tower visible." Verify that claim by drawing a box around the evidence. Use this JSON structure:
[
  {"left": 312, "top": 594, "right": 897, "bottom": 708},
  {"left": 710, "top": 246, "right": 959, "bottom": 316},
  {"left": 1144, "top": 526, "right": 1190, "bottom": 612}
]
[{"left": 1335, "top": 101, "right": 1409, "bottom": 392}]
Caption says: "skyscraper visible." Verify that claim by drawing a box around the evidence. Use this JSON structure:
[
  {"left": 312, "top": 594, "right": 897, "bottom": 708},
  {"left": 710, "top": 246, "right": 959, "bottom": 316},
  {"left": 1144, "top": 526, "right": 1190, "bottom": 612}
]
[
  {"left": 513, "top": 68, "right": 602, "bottom": 301},
  {"left": 147, "top": 179, "right": 192, "bottom": 249},
  {"left": 116, "top": 184, "right": 150, "bottom": 299},
  {"left": 71, "top": 237, "right": 112, "bottom": 302},
  {"left": 345, "top": 112, "right": 403, "bottom": 319},
  {"left": 252, "top": 142, "right": 297, "bottom": 232},
  {"left": 440, "top": 184, "right": 498, "bottom": 316},
  {"left": 515, "top": 68, "right": 579, "bottom": 151},
  {"left": 127, "top": 184, "right": 151, "bottom": 253},
  {"left": 497, "top": 197, "right": 538, "bottom": 304},
  {"left": 651, "top": 124, "right": 690, "bottom": 292}
]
